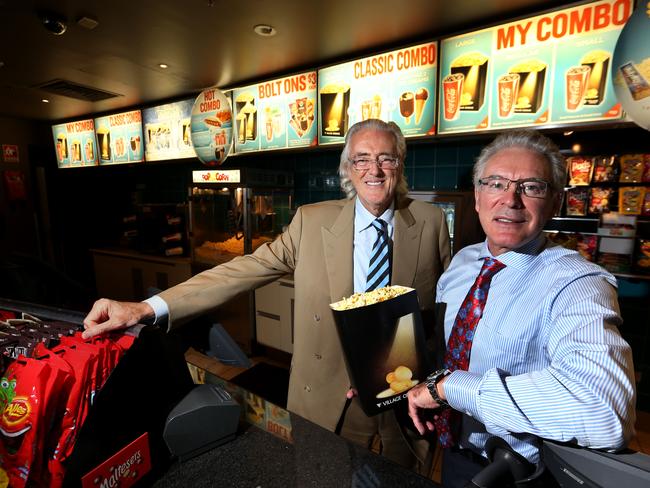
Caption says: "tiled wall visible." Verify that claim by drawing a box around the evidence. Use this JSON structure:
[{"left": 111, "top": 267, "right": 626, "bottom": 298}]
[{"left": 255, "top": 139, "right": 486, "bottom": 207}]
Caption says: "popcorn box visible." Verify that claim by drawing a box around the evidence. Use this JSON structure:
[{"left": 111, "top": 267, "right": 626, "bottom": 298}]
[
  {"left": 330, "top": 286, "right": 432, "bottom": 416},
  {"left": 509, "top": 59, "right": 547, "bottom": 113},
  {"left": 450, "top": 52, "right": 489, "bottom": 112}
]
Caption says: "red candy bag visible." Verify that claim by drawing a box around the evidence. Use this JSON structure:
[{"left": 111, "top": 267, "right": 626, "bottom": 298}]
[
  {"left": 60, "top": 335, "right": 105, "bottom": 396},
  {"left": 0, "top": 356, "right": 68, "bottom": 488}
]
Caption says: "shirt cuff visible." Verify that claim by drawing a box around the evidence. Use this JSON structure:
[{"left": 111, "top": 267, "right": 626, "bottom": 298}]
[
  {"left": 444, "top": 370, "right": 483, "bottom": 419},
  {"left": 143, "top": 295, "right": 169, "bottom": 325}
]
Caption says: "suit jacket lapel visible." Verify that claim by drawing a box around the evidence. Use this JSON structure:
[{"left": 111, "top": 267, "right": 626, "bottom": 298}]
[
  {"left": 322, "top": 199, "right": 355, "bottom": 302},
  {"left": 392, "top": 200, "right": 422, "bottom": 288}
]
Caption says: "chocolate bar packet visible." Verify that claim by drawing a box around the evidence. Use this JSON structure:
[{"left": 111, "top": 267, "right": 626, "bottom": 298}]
[
  {"left": 589, "top": 187, "right": 614, "bottom": 214},
  {"left": 644, "top": 154, "right": 650, "bottom": 183},
  {"left": 567, "top": 156, "right": 593, "bottom": 186},
  {"left": 566, "top": 187, "right": 589, "bottom": 216},
  {"left": 619, "top": 187, "right": 646, "bottom": 215},
  {"left": 592, "top": 155, "right": 619, "bottom": 183},
  {"left": 643, "top": 191, "right": 650, "bottom": 217},
  {"left": 619, "top": 154, "right": 644, "bottom": 183}
]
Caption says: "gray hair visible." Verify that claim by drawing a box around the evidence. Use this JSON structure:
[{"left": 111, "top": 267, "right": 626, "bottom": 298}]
[
  {"left": 338, "top": 119, "right": 409, "bottom": 199},
  {"left": 473, "top": 130, "right": 566, "bottom": 193}
]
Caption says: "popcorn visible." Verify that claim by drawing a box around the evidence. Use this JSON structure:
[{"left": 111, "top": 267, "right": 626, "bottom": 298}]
[
  {"left": 378, "top": 365, "right": 419, "bottom": 398},
  {"left": 330, "top": 285, "right": 410, "bottom": 311}
]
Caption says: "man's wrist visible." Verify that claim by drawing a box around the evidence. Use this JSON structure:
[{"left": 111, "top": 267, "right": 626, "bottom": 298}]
[
  {"left": 142, "top": 295, "right": 168, "bottom": 325},
  {"left": 425, "top": 368, "right": 451, "bottom": 407}
]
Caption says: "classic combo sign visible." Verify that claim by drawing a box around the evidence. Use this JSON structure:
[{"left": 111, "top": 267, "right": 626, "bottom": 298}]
[{"left": 317, "top": 42, "right": 438, "bottom": 144}]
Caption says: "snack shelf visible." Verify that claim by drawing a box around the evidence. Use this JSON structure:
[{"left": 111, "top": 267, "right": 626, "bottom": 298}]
[{"left": 0, "top": 299, "right": 194, "bottom": 487}]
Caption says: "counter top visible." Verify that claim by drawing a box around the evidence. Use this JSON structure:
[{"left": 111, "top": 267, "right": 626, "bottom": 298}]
[
  {"left": 154, "top": 413, "right": 438, "bottom": 488},
  {"left": 160, "top": 350, "right": 437, "bottom": 487},
  {"left": 90, "top": 247, "right": 192, "bottom": 265}
]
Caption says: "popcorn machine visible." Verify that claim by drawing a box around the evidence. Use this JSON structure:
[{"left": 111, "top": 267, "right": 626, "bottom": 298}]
[
  {"left": 189, "top": 168, "right": 294, "bottom": 268},
  {"left": 188, "top": 168, "right": 294, "bottom": 353},
  {"left": 408, "top": 190, "right": 484, "bottom": 254}
]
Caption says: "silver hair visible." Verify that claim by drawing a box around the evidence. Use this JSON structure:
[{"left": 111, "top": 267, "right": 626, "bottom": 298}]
[
  {"left": 473, "top": 130, "right": 566, "bottom": 193},
  {"left": 338, "top": 119, "right": 409, "bottom": 199}
]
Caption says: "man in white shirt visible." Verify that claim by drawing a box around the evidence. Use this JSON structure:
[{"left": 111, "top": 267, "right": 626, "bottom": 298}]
[{"left": 407, "top": 129, "right": 636, "bottom": 487}]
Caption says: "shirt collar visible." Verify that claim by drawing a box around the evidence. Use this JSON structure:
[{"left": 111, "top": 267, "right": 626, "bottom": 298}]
[
  {"left": 355, "top": 197, "right": 394, "bottom": 233},
  {"left": 479, "top": 232, "right": 548, "bottom": 269}
]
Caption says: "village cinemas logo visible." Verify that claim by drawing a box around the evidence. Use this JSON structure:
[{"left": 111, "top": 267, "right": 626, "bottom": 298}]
[
  {"left": 82, "top": 433, "right": 152, "bottom": 488},
  {"left": 376, "top": 391, "right": 409, "bottom": 409}
]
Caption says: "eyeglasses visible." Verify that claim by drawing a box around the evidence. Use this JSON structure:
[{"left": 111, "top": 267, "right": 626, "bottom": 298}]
[
  {"left": 477, "top": 176, "right": 550, "bottom": 199},
  {"left": 350, "top": 155, "right": 399, "bottom": 171}
]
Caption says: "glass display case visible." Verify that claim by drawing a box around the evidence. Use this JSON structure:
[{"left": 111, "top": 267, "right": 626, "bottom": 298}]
[
  {"left": 189, "top": 168, "right": 294, "bottom": 268},
  {"left": 408, "top": 190, "right": 484, "bottom": 254},
  {"left": 188, "top": 168, "right": 294, "bottom": 354}
]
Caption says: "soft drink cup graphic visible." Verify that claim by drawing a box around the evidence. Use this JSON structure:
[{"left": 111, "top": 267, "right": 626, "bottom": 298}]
[
  {"left": 497, "top": 73, "right": 520, "bottom": 118},
  {"left": 442, "top": 73, "right": 464, "bottom": 120},
  {"left": 565, "top": 65, "right": 591, "bottom": 111}
]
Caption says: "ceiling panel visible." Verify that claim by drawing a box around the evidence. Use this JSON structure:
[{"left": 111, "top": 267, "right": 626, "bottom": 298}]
[{"left": 0, "top": 0, "right": 575, "bottom": 121}]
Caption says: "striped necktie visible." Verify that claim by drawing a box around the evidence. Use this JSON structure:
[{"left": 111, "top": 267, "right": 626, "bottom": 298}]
[
  {"left": 435, "top": 257, "right": 506, "bottom": 447},
  {"left": 365, "top": 218, "right": 391, "bottom": 291}
]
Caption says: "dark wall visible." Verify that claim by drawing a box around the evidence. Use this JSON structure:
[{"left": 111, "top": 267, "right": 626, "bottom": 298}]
[{"left": 0, "top": 116, "right": 40, "bottom": 257}]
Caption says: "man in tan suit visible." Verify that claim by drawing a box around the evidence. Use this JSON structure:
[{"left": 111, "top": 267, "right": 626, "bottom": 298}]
[{"left": 83, "top": 119, "right": 451, "bottom": 470}]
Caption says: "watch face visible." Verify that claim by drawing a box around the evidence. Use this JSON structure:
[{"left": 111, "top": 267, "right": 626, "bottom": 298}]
[{"left": 426, "top": 369, "right": 450, "bottom": 405}]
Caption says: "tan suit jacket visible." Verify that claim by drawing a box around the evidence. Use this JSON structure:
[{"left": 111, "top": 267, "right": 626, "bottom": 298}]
[{"left": 159, "top": 197, "right": 451, "bottom": 431}]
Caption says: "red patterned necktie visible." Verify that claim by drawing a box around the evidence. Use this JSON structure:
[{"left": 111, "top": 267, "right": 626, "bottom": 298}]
[{"left": 435, "top": 257, "right": 506, "bottom": 447}]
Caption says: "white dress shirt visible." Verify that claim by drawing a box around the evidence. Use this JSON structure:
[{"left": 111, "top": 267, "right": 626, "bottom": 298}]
[{"left": 438, "top": 233, "right": 636, "bottom": 463}]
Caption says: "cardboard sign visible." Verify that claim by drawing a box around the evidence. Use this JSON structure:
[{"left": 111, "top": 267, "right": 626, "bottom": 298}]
[{"left": 81, "top": 433, "right": 152, "bottom": 488}]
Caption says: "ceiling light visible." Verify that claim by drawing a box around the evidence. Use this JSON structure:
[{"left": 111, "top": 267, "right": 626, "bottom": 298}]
[
  {"left": 39, "top": 11, "right": 68, "bottom": 35},
  {"left": 41, "top": 99, "right": 50, "bottom": 103},
  {"left": 572, "top": 143, "right": 582, "bottom": 153},
  {"left": 253, "top": 24, "right": 277, "bottom": 37},
  {"left": 158, "top": 63, "right": 169, "bottom": 69},
  {"left": 563, "top": 130, "right": 574, "bottom": 136}
]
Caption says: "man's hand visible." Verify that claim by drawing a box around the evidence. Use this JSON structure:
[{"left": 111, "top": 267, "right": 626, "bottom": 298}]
[
  {"left": 82, "top": 299, "right": 154, "bottom": 339},
  {"left": 407, "top": 382, "right": 442, "bottom": 435}
]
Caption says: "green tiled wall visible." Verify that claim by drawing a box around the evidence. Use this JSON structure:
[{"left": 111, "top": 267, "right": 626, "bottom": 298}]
[{"left": 277, "top": 139, "right": 485, "bottom": 206}]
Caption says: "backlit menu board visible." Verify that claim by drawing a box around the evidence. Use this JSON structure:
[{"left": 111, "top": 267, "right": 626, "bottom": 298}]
[
  {"left": 232, "top": 71, "right": 318, "bottom": 154},
  {"left": 318, "top": 42, "right": 438, "bottom": 145},
  {"left": 94, "top": 110, "right": 145, "bottom": 165},
  {"left": 438, "top": 0, "right": 632, "bottom": 134},
  {"left": 52, "top": 119, "right": 98, "bottom": 168},
  {"left": 143, "top": 99, "right": 195, "bottom": 161}
]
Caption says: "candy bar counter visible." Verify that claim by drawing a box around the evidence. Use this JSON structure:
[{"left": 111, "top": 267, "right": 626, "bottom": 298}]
[
  {"left": 154, "top": 406, "right": 439, "bottom": 488},
  {"left": 0, "top": 298, "right": 438, "bottom": 487},
  {"left": 0, "top": 297, "right": 194, "bottom": 487},
  {"left": 158, "top": 347, "right": 439, "bottom": 488}
]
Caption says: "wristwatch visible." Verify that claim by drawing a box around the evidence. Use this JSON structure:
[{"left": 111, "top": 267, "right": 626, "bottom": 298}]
[{"left": 425, "top": 368, "right": 451, "bottom": 408}]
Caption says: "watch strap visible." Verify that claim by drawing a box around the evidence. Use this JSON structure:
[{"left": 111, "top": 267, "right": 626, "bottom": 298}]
[{"left": 425, "top": 368, "right": 451, "bottom": 408}]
